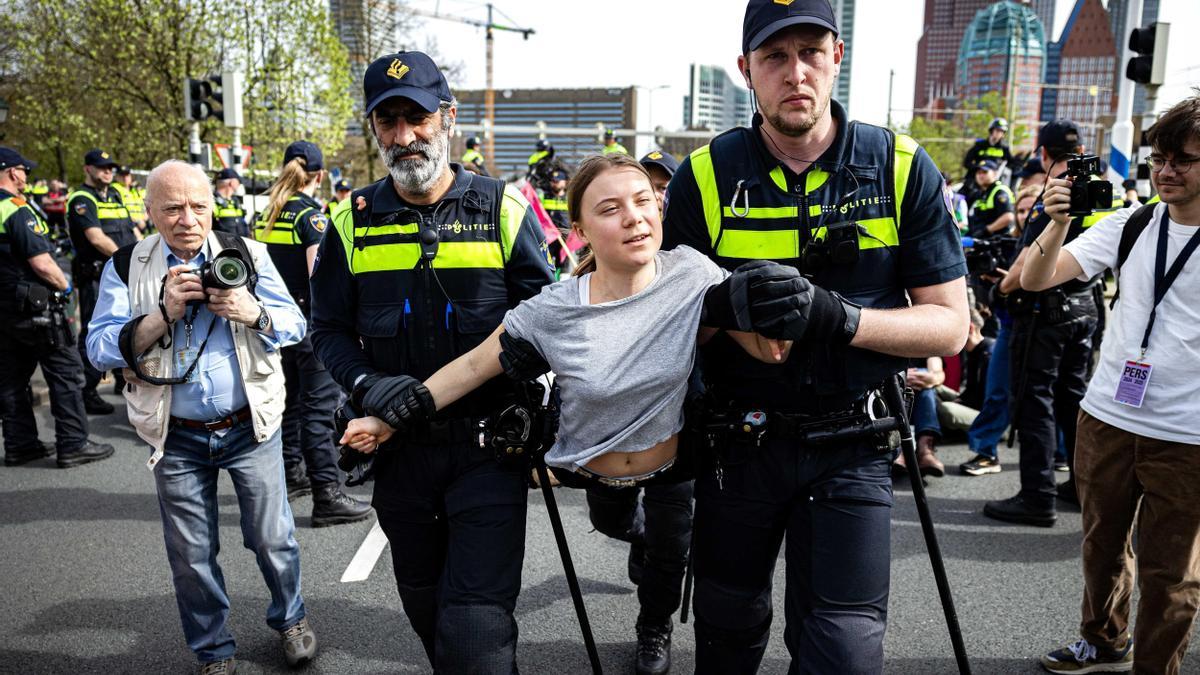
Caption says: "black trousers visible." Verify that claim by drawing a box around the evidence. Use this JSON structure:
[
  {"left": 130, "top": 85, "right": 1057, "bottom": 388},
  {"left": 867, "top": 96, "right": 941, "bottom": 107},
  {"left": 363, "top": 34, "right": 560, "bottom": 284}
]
[
  {"left": 585, "top": 479, "right": 694, "bottom": 624},
  {"left": 280, "top": 336, "right": 341, "bottom": 485},
  {"left": 0, "top": 326, "right": 89, "bottom": 455},
  {"left": 373, "top": 439, "right": 528, "bottom": 674},
  {"left": 75, "top": 279, "right": 105, "bottom": 393},
  {"left": 1010, "top": 296, "right": 1097, "bottom": 508},
  {"left": 692, "top": 437, "right": 893, "bottom": 675}
]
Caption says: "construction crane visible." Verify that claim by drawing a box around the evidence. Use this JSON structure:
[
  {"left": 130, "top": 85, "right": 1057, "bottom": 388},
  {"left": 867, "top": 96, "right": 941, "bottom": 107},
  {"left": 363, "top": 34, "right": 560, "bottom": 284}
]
[{"left": 409, "top": 3, "right": 534, "bottom": 175}]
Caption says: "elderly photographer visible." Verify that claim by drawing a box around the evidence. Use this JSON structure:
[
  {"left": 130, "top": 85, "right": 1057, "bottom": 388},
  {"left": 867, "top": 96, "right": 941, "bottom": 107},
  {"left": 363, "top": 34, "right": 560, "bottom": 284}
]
[{"left": 86, "top": 160, "right": 314, "bottom": 674}]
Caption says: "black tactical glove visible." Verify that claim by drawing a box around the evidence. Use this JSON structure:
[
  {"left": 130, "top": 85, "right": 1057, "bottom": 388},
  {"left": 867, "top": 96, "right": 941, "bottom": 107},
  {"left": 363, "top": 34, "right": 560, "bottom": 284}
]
[
  {"left": 498, "top": 331, "right": 551, "bottom": 382},
  {"left": 702, "top": 260, "right": 860, "bottom": 343},
  {"left": 358, "top": 374, "right": 436, "bottom": 434}
]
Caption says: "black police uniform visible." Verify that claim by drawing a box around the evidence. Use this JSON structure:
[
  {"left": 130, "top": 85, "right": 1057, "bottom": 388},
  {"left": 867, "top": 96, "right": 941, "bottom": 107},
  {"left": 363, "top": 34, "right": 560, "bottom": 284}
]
[
  {"left": 961, "top": 138, "right": 1013, "bottom": 198},
  {"left": 1005, "top": 204, "right": 1099, "bottom": 512},
  {"left": 67, "top": 183, "right": 137, "bottom": 397},
  {"left": 664, "top": 101, "right": 966, "bottom": 672},
  {"left": 253, "top": 195, "right": 343, "bottom": 490},
  {"left": 968, "top": 180, "right": 1015, "bottom": 239},
  {"left": 310, "top": 165, "right": 554, "bottom": 671},
  {"left": 213, "top": 193, "right": 249, "bottom": 237},
  {"left": 0, "top": 189, "right": 92, "bottom": 462}
]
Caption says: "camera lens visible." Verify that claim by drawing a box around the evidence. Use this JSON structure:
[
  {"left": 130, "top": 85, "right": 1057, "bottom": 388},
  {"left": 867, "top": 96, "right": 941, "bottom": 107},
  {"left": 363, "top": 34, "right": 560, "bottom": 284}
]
[{"left": 213, "top": 258, "right": 248, "bottom": 288}]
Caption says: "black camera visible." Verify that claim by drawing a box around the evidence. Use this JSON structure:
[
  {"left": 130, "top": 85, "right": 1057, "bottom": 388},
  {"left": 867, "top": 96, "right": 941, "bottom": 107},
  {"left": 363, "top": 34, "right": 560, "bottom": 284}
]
[
  {"left": 803, "top": 222, "right": 861, "bottom": 272},
  {"left": 188, "top": 249, "right": 251, "bottom": 305},
  {"left": 1065, "top": 154, "right": 1115, "bottom": 217},
  {"left": 964, "top": 236, "right": 1019, "bottom": 275}
]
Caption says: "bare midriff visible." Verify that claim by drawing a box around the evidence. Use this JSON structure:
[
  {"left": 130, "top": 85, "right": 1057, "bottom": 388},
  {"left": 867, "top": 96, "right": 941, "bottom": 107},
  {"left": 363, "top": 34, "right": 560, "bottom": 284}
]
[{"left": 583, "top": 434, "right": 679, "bottom": 478}]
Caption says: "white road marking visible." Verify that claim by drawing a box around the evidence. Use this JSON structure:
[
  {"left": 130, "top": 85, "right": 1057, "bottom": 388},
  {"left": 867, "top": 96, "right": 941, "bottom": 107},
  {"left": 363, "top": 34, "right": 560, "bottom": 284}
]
[{"left": 340, "top": 520, "right": 389, "bottom": 583}]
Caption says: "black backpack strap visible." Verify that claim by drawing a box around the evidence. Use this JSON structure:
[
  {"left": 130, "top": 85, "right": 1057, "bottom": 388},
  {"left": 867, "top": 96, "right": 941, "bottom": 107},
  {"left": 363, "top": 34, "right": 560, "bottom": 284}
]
[
  {"left": 112, "top": 242, "right": 137, "bottom": 286},
  {"left": 1109, "top": 202, "right": 1158, "bottom": 310},
  {"left": 213, "top": 230, "right": 259, "bottom": 296}
]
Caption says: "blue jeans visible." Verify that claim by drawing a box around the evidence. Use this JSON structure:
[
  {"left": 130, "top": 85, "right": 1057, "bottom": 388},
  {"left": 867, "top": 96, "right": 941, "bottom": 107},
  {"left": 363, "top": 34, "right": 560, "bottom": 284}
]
[
  {"left": 967, "top": 322, "right": 1011, "bottom": 459},
  {"left": 912, "top": 387, "right": 941, "bottom": 438},
  {"left": 153, "top": 420, "right": 304, "bottom": 663}
]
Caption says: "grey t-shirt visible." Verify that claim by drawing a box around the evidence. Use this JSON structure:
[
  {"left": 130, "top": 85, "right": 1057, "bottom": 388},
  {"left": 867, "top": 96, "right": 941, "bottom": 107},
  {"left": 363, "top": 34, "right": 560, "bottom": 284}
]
[{"left": 503, "top": 245, "right": 728, "bottom": 471}]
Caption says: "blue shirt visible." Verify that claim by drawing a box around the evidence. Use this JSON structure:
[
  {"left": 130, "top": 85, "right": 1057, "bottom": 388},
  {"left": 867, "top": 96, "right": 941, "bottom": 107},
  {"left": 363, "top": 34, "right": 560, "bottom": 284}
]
[{"left": 87, "top": 238, "right": 306, "bottom": 420}]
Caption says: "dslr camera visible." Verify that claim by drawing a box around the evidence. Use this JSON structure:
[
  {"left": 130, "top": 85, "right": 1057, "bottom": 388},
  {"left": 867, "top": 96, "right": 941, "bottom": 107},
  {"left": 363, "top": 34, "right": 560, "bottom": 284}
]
[
  {"left": 963, "top": 236, "right": 1019, "bottom": 275},
  {"left": 190, "top": 249, "right": 251, "bottom": 304},
  {"left": 1065, "top": 154, "right": 1115, "bottom": 217}
]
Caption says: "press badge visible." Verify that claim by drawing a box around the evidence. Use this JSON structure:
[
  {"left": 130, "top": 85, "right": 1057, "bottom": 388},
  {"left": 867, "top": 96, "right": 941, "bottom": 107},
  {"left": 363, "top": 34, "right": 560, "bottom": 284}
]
[
  {"left": 1114, "top": 360, "right": 1152, "bottom": 408},
  {"left": 174, "top": 348, "right": 199, "bottom": 383}
]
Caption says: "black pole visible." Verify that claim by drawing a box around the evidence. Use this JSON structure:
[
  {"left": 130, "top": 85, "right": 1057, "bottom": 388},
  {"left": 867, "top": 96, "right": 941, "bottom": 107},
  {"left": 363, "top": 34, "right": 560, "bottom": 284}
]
[
  {"left": 536, "top": 462, "right": 603, "bottom": 674},
  {"left": 883, "top": 377, "right": 972, "bottom": 675}
]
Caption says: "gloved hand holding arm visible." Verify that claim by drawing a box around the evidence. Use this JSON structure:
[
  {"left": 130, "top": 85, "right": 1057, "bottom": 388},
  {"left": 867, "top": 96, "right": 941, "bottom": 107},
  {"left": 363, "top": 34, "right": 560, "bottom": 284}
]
[{"left": 702, "top": 260, "right": 860, "bottom": 343}]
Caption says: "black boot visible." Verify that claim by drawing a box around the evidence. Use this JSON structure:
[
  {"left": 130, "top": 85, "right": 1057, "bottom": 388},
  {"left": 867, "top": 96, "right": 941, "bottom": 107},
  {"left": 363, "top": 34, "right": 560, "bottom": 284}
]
[
  {"left": 983, "top": 494, "right": 1057, "bottom": 527},
  {"left": 311, "top": 482, "right": 373, "bottom": 527},
  {"left": 285, "top": 463, "right": 312, "bottom": 501},
  {"left": 57, "top": 440, "right": 115, "bottom": 468},
  {"left": 5, "top": 441, "right": 55, "bottom": 466},
  {"left": 82, "top": 390, "right": 114, "bottom": 415},
  {"left": 635, "top": 616, "right": 672, "bottom": 675}
]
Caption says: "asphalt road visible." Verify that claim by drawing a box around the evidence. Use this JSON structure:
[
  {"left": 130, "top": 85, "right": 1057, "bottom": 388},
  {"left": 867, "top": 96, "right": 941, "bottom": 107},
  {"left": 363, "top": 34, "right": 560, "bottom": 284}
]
[{"left": 2, "top": 390, "right": 1198, "bottom": 674}]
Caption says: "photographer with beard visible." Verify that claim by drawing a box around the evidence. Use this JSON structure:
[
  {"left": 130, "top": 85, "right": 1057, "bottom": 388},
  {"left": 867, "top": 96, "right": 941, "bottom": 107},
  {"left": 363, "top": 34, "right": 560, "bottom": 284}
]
[{"left": 309, "top": 51, "right": 555, "bottom": 672}]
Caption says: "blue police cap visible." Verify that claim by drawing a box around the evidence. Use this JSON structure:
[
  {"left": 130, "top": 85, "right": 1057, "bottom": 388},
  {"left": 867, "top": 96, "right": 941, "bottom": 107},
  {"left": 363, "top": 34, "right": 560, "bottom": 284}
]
[
  {"left": 214, "top": 168, "right": 242, "bottom": 181},
  {"left": 743, "top": 0, "right": 838, "bottom": 54},
  {"left": 0, "top": 146, "right": 36, "bottom": 171},
  {"left": 550, "top": 169, "right": 569, "bottom": 182},
  {"left": 1015, "top": 158, "right": 1044, "bottom": 178},
  {"left": 640, "top": 150, "right": 679, "bottom": 177},
  {"left": 84, "top": 148, "right": 119, "bottom": 168},
  {"left": 975, "top": 159, "right": 1001, "bottom": 172},
  {"left": 284, "top": 140, "right": 323, "bottom": 171},
  {"left": 364, "top": 51, "right": 452, "bottom": 116},
  {"left": 334, "top": 179, "right": 353, "bottom": 192}
]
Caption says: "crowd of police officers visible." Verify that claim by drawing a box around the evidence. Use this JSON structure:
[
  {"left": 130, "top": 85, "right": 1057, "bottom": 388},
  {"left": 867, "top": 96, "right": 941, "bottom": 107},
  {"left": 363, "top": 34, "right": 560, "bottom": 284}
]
[{"left": 0, "top": 0, "right": 1163, "bottom": 669}]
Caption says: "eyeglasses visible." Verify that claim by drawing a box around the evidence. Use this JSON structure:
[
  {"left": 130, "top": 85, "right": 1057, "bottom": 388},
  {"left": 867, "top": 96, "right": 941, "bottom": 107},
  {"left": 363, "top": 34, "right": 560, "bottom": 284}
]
[{"left": 1146, "top": 155, "right": 1199, "bottom": 175}]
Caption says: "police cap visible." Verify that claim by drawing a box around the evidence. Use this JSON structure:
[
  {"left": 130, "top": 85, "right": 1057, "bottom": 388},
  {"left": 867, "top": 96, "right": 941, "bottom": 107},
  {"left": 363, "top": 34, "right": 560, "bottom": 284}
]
[
  {"left": 284, "top": 140, "right": 324, "bottom": 171},
  {"left": 214, "top": 168, "right": 243, "bottom": 182},
  {"left": 84, "top": 149, "right": 119, "bottom": 168},
  {"left": 334, "top": 179, "right": 353, "bottom": 192},
  {"left": 551, "top": 169, "right": 569, "bottom": 182},
  {"left": 363, "top": 51, "right": 452, "bottom": 116},
  {"left": 639, "top": 150, "right": 679, "bottom": 177},
  {"left": 0, "top": 147, "right": 36, "bottom": 171},
  {"left": 974, "top": 159, "right": 1001, "bottom": 172},
  {"left": 1038, "top": 119, "right": 1082, "bottom": 153},
  {"left": 466, "top": 136, "right": 481, "bottom": 149},
  {"left": 743, "top": 0, "right": 838, "bottom": 54},
  {"left": 1015, "top": 158, "right": 1044, "bottom": 179},
  {"left": 116, "top": 165, "right": 132, "bottom": 175}
]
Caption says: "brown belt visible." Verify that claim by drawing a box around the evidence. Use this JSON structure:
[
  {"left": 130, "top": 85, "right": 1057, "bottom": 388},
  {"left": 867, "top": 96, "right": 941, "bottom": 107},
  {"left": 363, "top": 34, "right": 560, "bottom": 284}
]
[{"left": 170, "top": 406, "right": 252, "bottom": 431}]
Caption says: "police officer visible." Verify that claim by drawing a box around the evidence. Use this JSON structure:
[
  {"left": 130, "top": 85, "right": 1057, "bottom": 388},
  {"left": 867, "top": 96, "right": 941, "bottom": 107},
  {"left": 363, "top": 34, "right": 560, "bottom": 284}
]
[
  {"left": 68, "top": 148, "right": 138, "bottom": 414},
  {"left": 114, "top": 165, "right": 149, "bottom": 235},
  {"left": 324, "top": 178, "right": 353, "bottom": 218},
  {"left": 541, "top": 168, "right": 570, "bottom": 232},
  {"left": 639, "top": 150, "right": 679, "bottom": 207},
  {"left": 310, "top": 51, "right": 554, "bottom": 671},
  {"left": 968, "top": 159, "right": 1015, "bottom": 238},
  {"left": 461, "top": 136, "right": 489, "bottom": 176},
  {"left": 527, "top": 138, "right": 552, "bottom": 168},
  {"left": 602, "top": 128, "right": 629, "bottom": 155},
  {"left": 0, "top": 147, "right": 114, "bottom": 468},
  {"left": 983, "top": 119, "right": 1104, "bottom": 526},
  {"left": 962, "top": 118, "right": 1014, "bottom": 199},
  {"left": 254, "top": 140, "right": 372, "bottom": 526},
  {"left": 212, "top": 168, "right": 250, "bottom": 237},
  {"left": 662, "top": 0, "right": 969, "bottom": 670}
]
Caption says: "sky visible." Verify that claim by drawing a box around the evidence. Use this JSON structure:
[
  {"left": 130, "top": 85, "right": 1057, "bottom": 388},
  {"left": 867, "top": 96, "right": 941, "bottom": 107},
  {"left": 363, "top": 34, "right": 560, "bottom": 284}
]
[{"left": 407, "top": 0, "right": 1198, "bottom": 131}]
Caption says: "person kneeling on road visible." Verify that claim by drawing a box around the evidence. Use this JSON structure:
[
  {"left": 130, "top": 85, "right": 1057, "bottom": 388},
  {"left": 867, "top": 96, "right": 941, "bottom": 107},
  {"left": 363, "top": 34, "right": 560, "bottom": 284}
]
[{"left": 86, "top": 160, "right": 316, "bottom": 675}]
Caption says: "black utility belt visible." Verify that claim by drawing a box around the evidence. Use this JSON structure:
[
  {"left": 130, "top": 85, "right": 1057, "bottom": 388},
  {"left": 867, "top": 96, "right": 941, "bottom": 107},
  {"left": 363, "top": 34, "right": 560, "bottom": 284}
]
[{"left": 703, "top": 388, "right": 894, "bottom": 446}]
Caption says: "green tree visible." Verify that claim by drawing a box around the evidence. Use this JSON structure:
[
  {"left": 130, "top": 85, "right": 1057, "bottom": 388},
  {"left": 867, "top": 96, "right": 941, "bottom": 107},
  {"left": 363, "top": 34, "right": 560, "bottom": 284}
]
[
  {"left": 898, "top": 91, "right": 1032, "bottom": 182},
  {"left": 0, "top": 0, "right": 352, "bottom": 183}
]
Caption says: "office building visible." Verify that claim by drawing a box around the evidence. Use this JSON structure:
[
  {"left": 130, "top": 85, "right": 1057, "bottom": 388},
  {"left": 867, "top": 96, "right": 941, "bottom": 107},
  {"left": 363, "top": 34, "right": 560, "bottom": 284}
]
[
  {"left": 683, "top": 64, "right": 753, "bottom": 132},
  {"left": 956, "top": 1, "right": 1047, "bottom": 125},
  {"left": 1041, "top": 0, "right": 1117, "bottom": 149}
]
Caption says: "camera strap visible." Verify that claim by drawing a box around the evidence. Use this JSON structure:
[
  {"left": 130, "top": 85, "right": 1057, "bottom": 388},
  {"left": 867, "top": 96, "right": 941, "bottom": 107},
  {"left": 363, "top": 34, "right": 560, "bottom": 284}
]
[{"left": 1140, "top": 209, "right": 1200, "bottom": 359}]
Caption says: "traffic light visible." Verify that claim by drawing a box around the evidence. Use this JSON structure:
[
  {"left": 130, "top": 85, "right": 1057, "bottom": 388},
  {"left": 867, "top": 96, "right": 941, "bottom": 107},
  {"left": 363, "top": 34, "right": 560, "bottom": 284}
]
[
  {"left": 183, "top": 76, "right": 223, "bottom": 122},
  {"left": 1126, "top": 22, "right": 1170, "bottom": 86}
]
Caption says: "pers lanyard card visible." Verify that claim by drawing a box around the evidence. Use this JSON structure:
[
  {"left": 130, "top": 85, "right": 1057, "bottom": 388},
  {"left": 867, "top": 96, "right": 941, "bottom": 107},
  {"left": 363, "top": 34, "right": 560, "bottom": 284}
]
[
  {"left": 174, "top": 348, "right": 200, "bottom": 383},
  {"left": 1114, "top": 360, "right": 1153, "bottom": 408}
]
